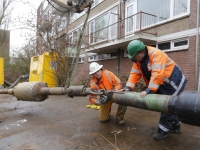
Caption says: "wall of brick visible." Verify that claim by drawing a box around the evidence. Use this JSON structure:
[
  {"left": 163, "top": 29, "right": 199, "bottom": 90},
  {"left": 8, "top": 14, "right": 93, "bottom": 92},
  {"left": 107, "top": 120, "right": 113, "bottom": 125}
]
[
  {"left": 156, "top": 17, "right": 190, "bottom": 36},
  {"left": 190, "top": 0, "right": 198, "bottom": 29}
]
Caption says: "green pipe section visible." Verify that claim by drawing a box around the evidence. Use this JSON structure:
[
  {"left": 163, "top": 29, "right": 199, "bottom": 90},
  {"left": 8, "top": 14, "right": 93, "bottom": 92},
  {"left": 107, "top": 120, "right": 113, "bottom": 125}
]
[{"left": 107, "top": 92, "right": 172, "bottom": 113}]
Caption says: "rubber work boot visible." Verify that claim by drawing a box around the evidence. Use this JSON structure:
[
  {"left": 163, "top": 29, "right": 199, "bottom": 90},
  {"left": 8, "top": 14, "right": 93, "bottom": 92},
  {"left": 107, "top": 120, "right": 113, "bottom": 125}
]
[
  {"left": 117, "top": 120, "right": 125, "bottom": 125},
  {"left": 169, "top": 125, "right": 181, "bottom": 133},
  {"left": 153, "top": 128, "right": 168, "bottom": 140},
  {"left": 86, "top": 104, "right": 100, "bottom": 110}
]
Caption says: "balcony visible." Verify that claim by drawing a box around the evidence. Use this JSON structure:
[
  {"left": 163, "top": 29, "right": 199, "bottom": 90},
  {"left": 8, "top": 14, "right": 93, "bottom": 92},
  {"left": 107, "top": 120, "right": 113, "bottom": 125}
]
[{"left": 84, "top": 11, "right": 157, "bottom": 53}]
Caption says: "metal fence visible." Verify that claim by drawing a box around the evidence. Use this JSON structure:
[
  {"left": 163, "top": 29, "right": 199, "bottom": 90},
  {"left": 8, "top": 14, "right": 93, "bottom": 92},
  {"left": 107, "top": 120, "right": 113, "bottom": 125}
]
[{"left": 87, "top": 11, "right": 157, "bottom": 45}]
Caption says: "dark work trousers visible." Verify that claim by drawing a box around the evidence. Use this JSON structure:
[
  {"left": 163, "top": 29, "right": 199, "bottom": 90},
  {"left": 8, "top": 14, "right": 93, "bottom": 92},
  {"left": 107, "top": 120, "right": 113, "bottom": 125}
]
[{"left": 155, "top": 65, "right": 187, "bottom": 132}]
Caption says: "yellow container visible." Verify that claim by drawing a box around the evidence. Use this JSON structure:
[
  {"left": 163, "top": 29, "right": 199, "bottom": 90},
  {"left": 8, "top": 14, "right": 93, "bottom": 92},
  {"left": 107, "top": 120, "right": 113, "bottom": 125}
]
[
  {"left": 0, "top": 58, "right": 4, "bottom": 85},
  {"left": 29, "top": 52, "right": 58, "bottom": 87}
]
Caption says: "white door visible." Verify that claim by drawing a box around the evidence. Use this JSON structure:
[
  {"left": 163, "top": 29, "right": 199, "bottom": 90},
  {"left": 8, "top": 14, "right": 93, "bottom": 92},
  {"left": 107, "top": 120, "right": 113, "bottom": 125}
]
[
  {"left": 108, "top": 6, "right": 118, "bottom": 40},
  {"left": 125, "top": 0, "right": 137, "bottom": 36}
]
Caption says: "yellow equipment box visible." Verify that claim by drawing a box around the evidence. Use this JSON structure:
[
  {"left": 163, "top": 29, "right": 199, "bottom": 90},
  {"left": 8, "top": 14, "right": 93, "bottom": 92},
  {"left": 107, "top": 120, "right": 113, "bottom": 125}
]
[
  {"left": 0, "top": 58, "right": 4, "bottom": 85},
  {"left": 29, "top": 52, "right": 58, "bottom": 87}
]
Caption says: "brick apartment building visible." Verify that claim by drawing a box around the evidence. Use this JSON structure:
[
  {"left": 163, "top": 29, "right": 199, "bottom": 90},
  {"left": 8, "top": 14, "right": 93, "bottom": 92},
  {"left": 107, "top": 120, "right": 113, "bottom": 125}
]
[{"left": 37, "top": 0, "right": 200, "bottom": 90}]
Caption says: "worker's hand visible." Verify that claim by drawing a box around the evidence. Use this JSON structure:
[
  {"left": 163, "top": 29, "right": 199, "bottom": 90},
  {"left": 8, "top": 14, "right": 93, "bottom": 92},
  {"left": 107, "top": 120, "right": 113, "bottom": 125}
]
[
  {"left": 117, "top": 89, "right": 125, "bottom": 92},
  {"left": 140, "top": 91, "right": 147, "bottom": 97},
  {"left": 94, "top": 95, "right": 108, "bottom": 105}
]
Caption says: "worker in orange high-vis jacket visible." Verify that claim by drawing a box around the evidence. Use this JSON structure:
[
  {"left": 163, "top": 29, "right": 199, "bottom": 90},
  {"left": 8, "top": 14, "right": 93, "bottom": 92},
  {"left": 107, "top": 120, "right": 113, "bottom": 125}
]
[
  {"left": 124, "top": 40, "right": 187, "bottom": 140},
  {"left": 89, "top": 62, "right": 127, "bottom": 124}
]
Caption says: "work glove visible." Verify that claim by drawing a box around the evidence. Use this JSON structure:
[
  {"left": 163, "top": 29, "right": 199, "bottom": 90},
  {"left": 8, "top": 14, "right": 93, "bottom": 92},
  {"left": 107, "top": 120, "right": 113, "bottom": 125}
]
[
  {"left": 94, "top": 95, "right": 108, "bottom": 105},
  {"left": 99, "top": 95, "right": 108, "bottom": 104}
]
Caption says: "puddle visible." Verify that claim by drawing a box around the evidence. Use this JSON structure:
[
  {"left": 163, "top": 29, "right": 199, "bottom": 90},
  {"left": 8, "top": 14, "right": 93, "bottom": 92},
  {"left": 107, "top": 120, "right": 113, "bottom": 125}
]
[
  {"left": 16, "top": 110, "right": 25, "bottom": 114},
  {"left": 4, "top": 119, "right": 27, "bottom": 130},
  {"left": 17, "top": 119, "right": 27, "bottom": 123}
]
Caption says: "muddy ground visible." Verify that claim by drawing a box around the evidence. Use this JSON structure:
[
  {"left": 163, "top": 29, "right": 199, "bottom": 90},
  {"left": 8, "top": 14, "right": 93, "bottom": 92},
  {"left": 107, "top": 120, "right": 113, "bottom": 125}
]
[{"left": 0, "top": 94, "right": 200, "bottom": 150}]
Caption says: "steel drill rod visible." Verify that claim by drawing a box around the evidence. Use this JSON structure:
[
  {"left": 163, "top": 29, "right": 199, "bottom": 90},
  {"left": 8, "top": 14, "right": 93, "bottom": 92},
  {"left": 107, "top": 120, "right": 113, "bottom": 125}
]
[
  {"left": 0, "top": 82, "right": 200, "bottom": 126},
  {"left": 105, "top": 91, "right": 171, "bottom": 113},
  {"left": 0, "top": 89, "right": 14, "bottom": 95},
  {"left": 105, "top": 90, "right": 200, "bottom": 127}
]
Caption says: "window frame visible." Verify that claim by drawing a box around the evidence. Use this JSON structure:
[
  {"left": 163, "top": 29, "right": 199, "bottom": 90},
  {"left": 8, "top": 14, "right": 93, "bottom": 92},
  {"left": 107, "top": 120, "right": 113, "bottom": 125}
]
[
  {"left": 124, "top": 0, "right": 190, "bottom": 37},
  {"left": 124, "top": 38, "right": 189, "bottom": 58},
  {"left": 88, "top": 52, "right": 117, "bottom": 62},
  {"left": 157, "top": 38, "right": 189, "bottom": 52},
  {"left": 171, "top": 38, "right": 189, "bottom": 51},
  {"left": 91, "top": 0, "right": 104, "bottom": 9},
  {"left": 78, "top": 57, "right": 84, "bottom": 63},
  {"left": 89, "top": 6, "right": 118, "bottom": 44}
]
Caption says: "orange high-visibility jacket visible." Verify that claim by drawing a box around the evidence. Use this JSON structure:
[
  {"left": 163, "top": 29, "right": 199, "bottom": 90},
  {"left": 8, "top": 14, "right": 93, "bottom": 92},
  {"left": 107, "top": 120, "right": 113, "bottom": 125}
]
[
  {"left": 126, "top": 46, "right": 175, "bottom": 93},
  {"left": 89, "top": 70, "right": 122, "bottom": 104}
]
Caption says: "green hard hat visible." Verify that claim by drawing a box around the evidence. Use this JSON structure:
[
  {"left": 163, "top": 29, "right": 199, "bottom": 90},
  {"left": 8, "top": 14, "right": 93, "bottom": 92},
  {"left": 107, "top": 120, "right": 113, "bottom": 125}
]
[{"left": 127, "top": 40, "right": 145, "bottom": 59}]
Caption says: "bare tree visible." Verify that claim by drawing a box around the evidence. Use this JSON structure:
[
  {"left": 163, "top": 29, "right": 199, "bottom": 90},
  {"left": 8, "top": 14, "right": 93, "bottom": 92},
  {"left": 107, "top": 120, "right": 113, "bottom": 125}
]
[
  {"left": 0, "top": 0, "right": 15, "bottom": 64},
  {"left": 0, "top": 0, "right": 15, "bottom": 29},
  {"left": 4, "top": 0, "right": 92, "bottom": 87},
  {"left": 37, "top": 1, "right": 92, "bottom": 87},
  {"left": 1, "top": 0, "right": 35, "bottom": 79}
]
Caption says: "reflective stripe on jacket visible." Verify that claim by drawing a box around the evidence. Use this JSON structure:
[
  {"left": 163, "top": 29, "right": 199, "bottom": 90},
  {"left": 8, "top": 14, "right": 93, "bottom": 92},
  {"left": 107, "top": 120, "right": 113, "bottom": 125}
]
[
  {"left": 89, "top": 70, "right": 122, "bottom": 104},
  {"left": 126, "top": 46, "right": 176, "bottom": 93}
]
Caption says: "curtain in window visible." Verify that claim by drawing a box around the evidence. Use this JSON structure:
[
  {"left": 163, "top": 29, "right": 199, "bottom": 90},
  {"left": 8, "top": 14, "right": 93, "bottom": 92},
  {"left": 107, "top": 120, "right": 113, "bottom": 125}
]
[{"left": 138, "top": 0, "right": 170, "bottom": 22}]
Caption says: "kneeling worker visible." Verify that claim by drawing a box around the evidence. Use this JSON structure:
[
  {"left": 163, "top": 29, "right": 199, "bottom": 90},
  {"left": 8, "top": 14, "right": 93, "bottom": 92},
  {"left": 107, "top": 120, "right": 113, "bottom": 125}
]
[{"left": 89, "top": 62, "right": 127, "bottom": 124}]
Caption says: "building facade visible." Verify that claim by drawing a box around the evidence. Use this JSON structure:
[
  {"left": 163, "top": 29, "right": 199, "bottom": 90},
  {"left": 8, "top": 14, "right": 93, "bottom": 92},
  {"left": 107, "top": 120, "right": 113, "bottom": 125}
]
[{"left": 37, "top": 0, "right": 200, "bottom": 90}]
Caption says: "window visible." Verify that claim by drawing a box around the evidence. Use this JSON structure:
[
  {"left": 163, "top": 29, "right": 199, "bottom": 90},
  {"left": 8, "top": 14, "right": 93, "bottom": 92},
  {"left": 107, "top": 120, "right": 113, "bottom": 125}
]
[
  {"left": 138, "top": 0, "right": 170, "bottom": 22},
  {"left": 43, "top": 0, "right": 48, "bottom": 11},
  {"left": 58, "top": 15, "right": 67, "bottom": 32},
  {"left": 89, "top": 55, "right": 96, "bottom": 61},
  {"left": 70, "top": 11, "right": 85, "bottom": 23},
  {"left": 172, "top": 38, "right": 189, "bottom": 50},
  {"left": 67, "top": 46, "right": 76, "bottom": 56},
  {"left": 125, "top": 0, "right": 138, "bottom": 35},
  {"left": 137, "top": 0, "right": 189, "bottom": 23},
  {"left": 89, "top": 6, "right": 118, "bottom": 44},
  {"left": 123, "top": 39, "right": 188, "bottom": 56},
  {"left": 91, "top": 0, "right": 103, "bottom": 8},
  {"left": 174, "top": 0, "right": 188, "bottom": 16},
  {"left": 88, "top": 52, "right": 117, "bottom": 62},
  {"left": 110, "top": 52, "right": 117, "bottom": 58},
  {"left": 124, "top": 50, "right": 129, "bottom": 57},
  {"left": 69, "top": 32, "right": 73, "bottom": 45},
  {"left": 89, "top": 12, "right": 109, "bottom": 43},
  {"left": 79, "top": 57, "right": 84, "bottom": 63},
  {"left": 158, "top": 38, "right": 189, "bottom": 52},
  {"left": 49, "top": 6, "right": 55, "bottom": 20},
  {"left": 98, "top": 54, "right": 107, "bottom": 60},
  {"left": 108, "top": 7, "right": 118, "bottom": 40},
  {"left": 73, "top": 27, "right": 82, "bottom": 43},
  {"left": 158, "top": 42, "right": 171, "bottom": 50},
  {"left": 68, "top": 26, "right": 84, "bottom": 46}
]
